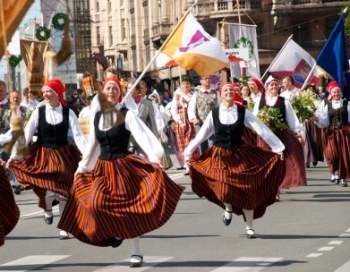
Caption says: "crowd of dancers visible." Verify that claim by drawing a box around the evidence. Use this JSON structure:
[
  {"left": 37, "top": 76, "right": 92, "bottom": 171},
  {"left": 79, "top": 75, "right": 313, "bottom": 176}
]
[{"left": 1, "top": 71, "right": 349, "bottom": 268}]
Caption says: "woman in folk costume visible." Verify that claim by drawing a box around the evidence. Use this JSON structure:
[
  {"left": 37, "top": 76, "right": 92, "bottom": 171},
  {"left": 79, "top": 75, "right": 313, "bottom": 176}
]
[
  {"left": 184, "top": 82, "right": 285, "bottom": 239},
  {"left": 170, "top": 75, "right": 198, "bottom": 173},
  {"left": 148, "top": 90, "right": 173, "bottom": 169},
  {"left": 57, "top": 77, "right": 184, "bottom": 268},
  {"left": 311, "top": 81, "right": 350, "bottom": 187},
  {"left": 0, "top": 163, "right": 20, "bottom": 246},
  {"left": 8, "top": 79, "right": 87, "bottom": 240},
  {"left": 252, "top": 76, "right": 307, "bottom": 199}
]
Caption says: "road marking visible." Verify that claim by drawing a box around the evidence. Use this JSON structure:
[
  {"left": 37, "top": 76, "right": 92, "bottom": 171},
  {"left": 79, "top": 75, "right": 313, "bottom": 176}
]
[
  {"left": 346, "top": 228, "right": 350, "bottom": 232},
  {"left": 306, "top": 253, "right": 323, "bottom": 258},
  {"left": 333, "top": 260, "right": 350, "bottom": 272},
  {"left": 20, "top": 207, "right": 59, "bottom": 219},
  {"left": 318, "top": 247, "right": 334, "bottom": 251},
  {"left": 210, "top": 257, "right": 282, "bottom": 272},
  {"left": 0, "top": 255, "right": 70, "bottom": 271},
  {"left": 328, "top": 241, "right": 343, "bottom": 245},
  {"left": 338, "top": 233, "right": 350, "bottom": 238},
  {"left": 169, "top": 173, "right": 187, "bottom": 180},
  {"left": 93, "top": 256, "right": 173, "bottom": 271}
]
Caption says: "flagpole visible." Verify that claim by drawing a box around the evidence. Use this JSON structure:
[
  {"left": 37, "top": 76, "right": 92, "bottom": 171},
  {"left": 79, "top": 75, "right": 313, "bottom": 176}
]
[
  {"left": 260, "top": 34, "right": 293, "bottom": 81},
  {"left": 300, "top": 62, "right": 317, "bottom": 90},
  {"left": 121, "top": 0, "right": 198, "bottom": 104}
]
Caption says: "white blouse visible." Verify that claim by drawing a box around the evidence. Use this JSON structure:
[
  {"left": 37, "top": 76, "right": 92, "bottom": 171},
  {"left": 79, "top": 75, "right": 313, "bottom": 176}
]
[
  {"left": 252, "top": 95, "right": 301, "bottom": 133},
  {"left": 314, "top": 99, "right": 350, "bottom": 128},
  {"left": 11, "top": 103, "right": 87, "bottom": 158},
  {"left": 183, "top": 104, "right": 285, "bottom": 160},
  {"left": 77, "top": 103, "right": 164, "bottom": 173}
]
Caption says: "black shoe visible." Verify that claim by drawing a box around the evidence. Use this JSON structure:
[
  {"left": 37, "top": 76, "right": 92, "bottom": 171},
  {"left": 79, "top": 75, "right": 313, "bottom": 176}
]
[
  {"left": 312, "top": 162, "right": 318, "bottom": 167},
  {"left": 129, "top": 255, "right": 143, "bottom": 267},
  {"left": 330, "top": 178, "right": 336, "bottom": 184},
  {"left": 176, "top": 167, "right": 185, "bottom": 170},
  {"left": 44, "top": 210, "right": 53, "bottom": 225},
  {"left": 110, "top": 238, "right": 123, "bottom": 248},
  {"left": 246, "top": 229, "right": 257, "bottom": 239},
  {"left": 183, "top": 171, "right": 190, "bottom": 176},
  {"left": 13, "top": 186, "right": 21, "bottom": 195},
  {"left": 222, "top": 210, "right": 232, "bottom": 226},
  {"left": 305, "top": 163, "right": 310, "bottom": 168},
  {"left": 340, "top": 180, "right": 348, "bottom": 187},
  {"left": 335, "top": 179, "right": 340, "bottom": 185}
]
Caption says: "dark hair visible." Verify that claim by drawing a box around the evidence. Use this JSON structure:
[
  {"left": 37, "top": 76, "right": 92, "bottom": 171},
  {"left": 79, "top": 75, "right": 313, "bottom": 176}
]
[{"left": 180, "top": 75, "right": 192, "bottom": 84}]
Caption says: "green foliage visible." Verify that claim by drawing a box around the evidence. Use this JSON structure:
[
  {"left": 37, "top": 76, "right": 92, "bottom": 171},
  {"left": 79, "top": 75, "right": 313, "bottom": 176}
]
[
  {"left": 291, "top": 91, "right": 317, "bottom": 123},
  {"left": 257, "top": 106, "right": 288, "bottom": 132},
  {"left": 9, "top": 55, "right": 22, "bottom": 68},
  {"left": 35, "top": 26, "right": 51, "bottom": 41}
]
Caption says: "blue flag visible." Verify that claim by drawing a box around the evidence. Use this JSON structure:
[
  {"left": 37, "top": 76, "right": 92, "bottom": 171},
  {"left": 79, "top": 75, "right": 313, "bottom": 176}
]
[{"left": 316, "top": 13, "right": 350, "bottom": 100}]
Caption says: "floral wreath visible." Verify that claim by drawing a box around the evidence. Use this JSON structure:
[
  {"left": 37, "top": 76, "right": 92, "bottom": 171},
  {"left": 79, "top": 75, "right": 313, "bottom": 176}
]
[
  {"left": 9, "top": 55, "right": 22, "bottom": 68},
  {"left": 35, "top": 26, "right": 51, "bottom": 41},
  {"left": 52, "top": 13, "right": 69, "bottom": 31},
  {"left": 234, "top": 37, "right": 254, "bottom": 59}
]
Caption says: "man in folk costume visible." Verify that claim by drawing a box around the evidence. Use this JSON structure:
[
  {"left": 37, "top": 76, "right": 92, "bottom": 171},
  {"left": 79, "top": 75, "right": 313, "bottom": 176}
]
[
  {"left": 188, "top": 76, "right": 221, "bottom": 154},
  {"left": 8, "top": 79, "right": 87, "bottom": 239},
  {"left": 311, "top": 81, "right": 350, "bottom": 187}
]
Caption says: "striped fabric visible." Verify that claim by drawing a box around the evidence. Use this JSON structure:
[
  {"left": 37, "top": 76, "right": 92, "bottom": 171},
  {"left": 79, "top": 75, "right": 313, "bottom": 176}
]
[
  {"left": 188, "top": 144, "right": 284, "bottom": 220},
  {"left": 304, "top": 120, "right": 324, "bottom": 164},
  {"left": 257, "top": 130, "right": 306, "bottom": 189},
  {"left": 0, "top": 167, "right": 20, "bottom": 246},
  {"left": 322, "top": 125, "right": 350, "bottom": 179},
  {"left": 9, "top": 143, "right": 81, "bottom": 209},
  {"left": 57, "top": 154, "right": 185, "bottom": 247},
  {"left": 173, "top": 107, "right": 197, "bottom": 165}
]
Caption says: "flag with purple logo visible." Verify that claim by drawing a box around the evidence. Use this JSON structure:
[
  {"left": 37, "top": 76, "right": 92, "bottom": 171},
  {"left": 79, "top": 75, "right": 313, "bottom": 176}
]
[{"left": 160, "top": 12, "right": 228, "bottom": 77}]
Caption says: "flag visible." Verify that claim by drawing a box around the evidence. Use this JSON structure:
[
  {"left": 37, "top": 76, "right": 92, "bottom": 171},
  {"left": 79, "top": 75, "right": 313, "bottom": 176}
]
[
  {"left": 228, "top": 23, "right": 260, "bottom": 79},
  {"left": 268, "top": 38, "right": 319, "bottom": 88},
  {"left": 316, "top": 13, "right": 350, "bottom": 100},
  {"left": 160, "top": 12, "right": 228, "bottom": 77}
]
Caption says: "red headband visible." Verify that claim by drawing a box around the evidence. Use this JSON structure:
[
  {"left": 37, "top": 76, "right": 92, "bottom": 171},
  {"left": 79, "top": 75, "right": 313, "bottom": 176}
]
[
  {"left": 102, "top": 77, "right": 123, "bottom": 102},
  {"left": 43, "top": 79, "right": 66, "bottom": 106}
]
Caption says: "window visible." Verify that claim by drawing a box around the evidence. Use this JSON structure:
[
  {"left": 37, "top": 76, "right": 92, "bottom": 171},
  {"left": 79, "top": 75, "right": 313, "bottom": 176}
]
[
  {"left": 109, "top": 26, "right": 113, "bottom": 47},
  {"left": 96, "top": 26, "right": 100, "bottom": 44},
  {"left": 293, "top": 22, "right": 310, "bottom": 47}
]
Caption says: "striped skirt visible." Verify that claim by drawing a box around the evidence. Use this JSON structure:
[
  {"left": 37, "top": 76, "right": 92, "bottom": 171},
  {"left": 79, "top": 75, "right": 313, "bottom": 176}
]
[
  {"left": 304, "top": 121, "right": 324, "bottom": 164},
  {"left": 257, "top": 130, "right": 307, "bottom": 189},
  {"left": 9, "top": 143, "right": 81, "bottom": 209},
  {"left": 188, "top": 144, "right": 284, "bottom": 220},
  {"left": 0, "top": 166, "right": 20, "bottom": 246},
  {"left": 322, "top": 125, "right": 350, "bottom": 179},
  {"left": 57, "top": 154, "right": 185, "bottom": 247}
]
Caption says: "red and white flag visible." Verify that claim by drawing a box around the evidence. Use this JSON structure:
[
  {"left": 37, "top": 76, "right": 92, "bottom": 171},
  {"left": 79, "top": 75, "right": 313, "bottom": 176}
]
[
  {"left": 268, "top": 38, "right": 318, "bottom": 88},
  {"left": 160, "top": 12, "right": 228, "bottom": 77}
]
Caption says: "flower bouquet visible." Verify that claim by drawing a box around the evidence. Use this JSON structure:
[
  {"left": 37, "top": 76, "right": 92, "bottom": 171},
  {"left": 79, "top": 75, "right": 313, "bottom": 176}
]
[
  {"left": 291, "top": 91, "right": 317, "bottom": 122},
  {"left": 257, "top": 106, "right": 288, "bottom": 132}
]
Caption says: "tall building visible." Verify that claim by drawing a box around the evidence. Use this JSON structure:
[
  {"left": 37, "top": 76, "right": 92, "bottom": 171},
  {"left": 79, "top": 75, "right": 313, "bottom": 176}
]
[{"left": 90, "top": 0, "right": 349, "bottom": 89}]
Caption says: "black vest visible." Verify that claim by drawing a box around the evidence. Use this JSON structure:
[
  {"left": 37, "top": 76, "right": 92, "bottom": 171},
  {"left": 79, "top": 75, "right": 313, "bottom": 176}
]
[
  {"left": 36, "top": 106, "right": 69, "bottom": 148},
  {"left": 213, "top": 106, "right": 245, "bottom": 149},
  {"left": 258, "top": 95, "right": 287, "bottom": 123},
  {"left": 95, "top": 108, "right": 131, "bottom": 160},
  {"left": 328, "top": 100, "right": 349, "bottom": 127}
]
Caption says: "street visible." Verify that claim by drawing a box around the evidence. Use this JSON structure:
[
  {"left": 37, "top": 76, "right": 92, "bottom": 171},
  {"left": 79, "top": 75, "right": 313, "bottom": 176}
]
[{"left": 1, "top": 155, "right": 350, "bottom": 272}]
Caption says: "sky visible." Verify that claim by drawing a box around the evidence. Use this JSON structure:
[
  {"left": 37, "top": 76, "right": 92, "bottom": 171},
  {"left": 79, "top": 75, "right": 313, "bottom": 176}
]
[{"left": 0, "top": 0, "right": 41, "bottom": 80}]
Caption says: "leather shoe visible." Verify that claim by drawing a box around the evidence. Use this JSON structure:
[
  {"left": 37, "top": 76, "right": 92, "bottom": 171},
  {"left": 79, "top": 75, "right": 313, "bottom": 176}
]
[
  {"left": 59, "top": 230, "right": 69, "bottom": 240},
  {"left": 44, "top": 210, "right": 53, "bottom": 225},
  {"left": 110, "top": 237, "right": 123, "bottom": 248},
  {"left": 176, "top": 167, "right": 185, "bottom": 170},
  {"left": 222, "top": 210, "right": 232, "bottom": 226},
  {"left": 129, "top": 255, "right": 143, "bottom": 267},
  {"left": 246, "top": 229, "right": 256, "bottom": 239}
]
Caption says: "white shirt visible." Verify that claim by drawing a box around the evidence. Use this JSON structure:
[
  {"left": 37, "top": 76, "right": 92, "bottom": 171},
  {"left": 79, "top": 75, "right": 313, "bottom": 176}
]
[
  {"left": 183, "top": 104, "right": 285, "bottom": 160},
  {"left": 77, "top": 103, "right": 164, "bottom": 173},
  {"left": 314, "top": 99, "right": 350, "bottom": 128},
  {"left": 250, "top": 92, "right": 262, "bottom": 103},
  {"left": 280, "top": 87, "right": 299, "bottom": 101},
  {"left": 10, "top": 104, "right": 87, "bottom": 158},
  {"left": 252, "top": 95, "right": 301, "bottom": 133}
]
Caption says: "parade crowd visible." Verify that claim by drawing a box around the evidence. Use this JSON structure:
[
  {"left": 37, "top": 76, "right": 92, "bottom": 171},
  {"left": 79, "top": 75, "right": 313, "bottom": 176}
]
[{"left": 1, "top": 69, "right": 349, "bottom": 268}]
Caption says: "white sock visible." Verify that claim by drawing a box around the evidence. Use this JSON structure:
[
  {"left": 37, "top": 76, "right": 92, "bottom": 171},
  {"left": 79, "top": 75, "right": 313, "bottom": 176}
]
[
  {"left": 224, "top": 203, "right": 232, "bottom": 219},
  {"left": 243, "top": 209, "right": 254, "bottom": 230},
  {"left": 129, "top": 237, "right": 142, "bottom": 256},
  {"left": 334, "top": 171, "right": 339, "bottom": 179}
]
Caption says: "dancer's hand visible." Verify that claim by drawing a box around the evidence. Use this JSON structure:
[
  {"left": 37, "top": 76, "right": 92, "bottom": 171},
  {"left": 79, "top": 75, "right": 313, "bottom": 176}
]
[{"left": 279, "top": 153, "right": 284, "bottom": 161}]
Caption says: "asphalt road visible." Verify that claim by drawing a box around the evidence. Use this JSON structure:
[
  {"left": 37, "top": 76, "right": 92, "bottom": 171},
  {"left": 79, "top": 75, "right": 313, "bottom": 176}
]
[{"left": 1, "top": 153, "right": 350, "bottom": 272}]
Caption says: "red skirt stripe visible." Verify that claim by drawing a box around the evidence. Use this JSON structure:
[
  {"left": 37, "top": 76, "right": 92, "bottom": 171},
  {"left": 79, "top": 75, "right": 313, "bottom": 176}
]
[
  {"left": 57, "top": 154, "right": 185, "bottom": 247},
  {"left": 189, "top": 144, "right": 285, "bottom": 220},
  {"left": 9, "top": 144, "right": 81, "bottom": 209},
  {"left": 0, "top": 167, "right": 20, "bottom": 246}
]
